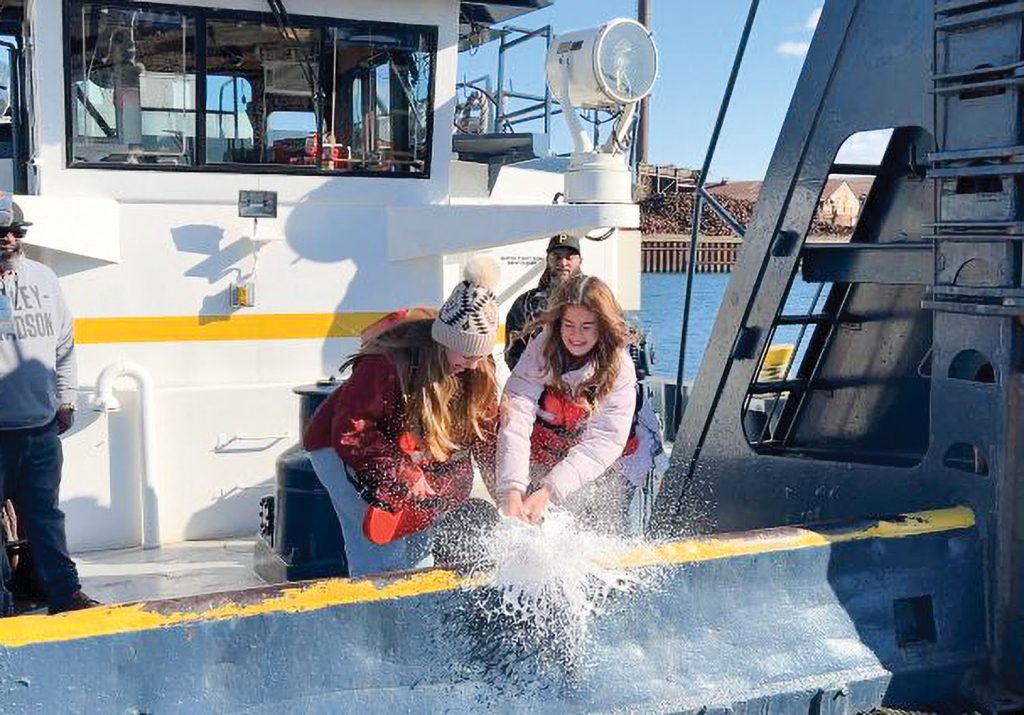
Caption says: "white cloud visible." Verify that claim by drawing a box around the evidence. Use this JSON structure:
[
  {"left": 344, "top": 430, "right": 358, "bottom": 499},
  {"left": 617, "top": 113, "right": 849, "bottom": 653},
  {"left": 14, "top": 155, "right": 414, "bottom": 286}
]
[
  {"left": 776, "top": 41, "right": 810, "bottom": 57},
  {"left": 835, "top": 129, "right": 894, "bottom": 164},
  {"left": 806, "top": 7, "right": 823, "bottom": 30}
]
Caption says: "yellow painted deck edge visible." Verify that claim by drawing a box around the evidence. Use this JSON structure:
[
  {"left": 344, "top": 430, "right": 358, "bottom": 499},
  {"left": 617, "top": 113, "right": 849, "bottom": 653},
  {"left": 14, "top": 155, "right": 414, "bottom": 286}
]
[
  {"left": 0, "top": 506, "right": 975, "bottom": 648},
  {"left": 608, "top": 505, "right": 975, "bottom": 569}
]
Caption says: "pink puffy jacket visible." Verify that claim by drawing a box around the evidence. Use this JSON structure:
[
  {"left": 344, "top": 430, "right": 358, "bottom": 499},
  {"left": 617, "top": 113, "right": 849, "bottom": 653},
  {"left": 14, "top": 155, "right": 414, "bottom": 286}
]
[{"left": 496, "top": 329, "right": 637, "bottom": 503}]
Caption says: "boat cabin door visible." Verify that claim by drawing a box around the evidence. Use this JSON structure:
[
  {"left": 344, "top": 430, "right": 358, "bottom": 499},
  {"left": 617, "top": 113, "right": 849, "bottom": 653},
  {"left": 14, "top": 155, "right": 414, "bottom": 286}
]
[{"left": 0, "top": 21, "right": 28, "bottom": 194}]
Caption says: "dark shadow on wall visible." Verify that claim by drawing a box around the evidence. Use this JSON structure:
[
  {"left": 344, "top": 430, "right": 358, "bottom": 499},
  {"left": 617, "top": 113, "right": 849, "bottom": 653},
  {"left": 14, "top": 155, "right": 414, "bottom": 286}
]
[
  {"left": 183, "top": 476, "right": 273, "bottom": 541},
  {"left": 26, "top": 247, "right": 115, "bottom": 279},
  {"left": 0, "top": 365, "right": 142, "bottom": 575},
  {"left": 283, "top": 183, "right": 443, "bottom": 378},
  {"left": 62, "top": 389, "right": 145, "bottom": 552},
  {"left": 173, "top": 225, "right": 250, "bottom": 285},
  {"left": 171, "top": 224, "right": 253, "bottom": 322}
]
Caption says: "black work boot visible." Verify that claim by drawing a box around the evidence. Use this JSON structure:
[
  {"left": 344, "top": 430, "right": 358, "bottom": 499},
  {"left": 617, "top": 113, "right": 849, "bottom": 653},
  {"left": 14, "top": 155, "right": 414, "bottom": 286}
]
[
  {"left": 48, "top": 591, "right": 100, "bottom": 615},
  {"left": 0, "top": 533, "right": 13, "bottom": 617}
]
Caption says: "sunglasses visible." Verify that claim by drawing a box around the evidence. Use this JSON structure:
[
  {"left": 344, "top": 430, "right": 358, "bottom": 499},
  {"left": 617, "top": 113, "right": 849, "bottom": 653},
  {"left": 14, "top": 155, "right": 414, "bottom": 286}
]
[{"left": 2, "top": 228, "right": 26, "bottom": 238}]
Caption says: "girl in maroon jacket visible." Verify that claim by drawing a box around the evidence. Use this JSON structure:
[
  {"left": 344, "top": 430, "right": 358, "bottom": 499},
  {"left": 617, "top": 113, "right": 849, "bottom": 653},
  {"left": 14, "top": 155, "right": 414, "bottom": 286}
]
[{"left": 304, "top": 258, "right": 500, "bottom": 576}]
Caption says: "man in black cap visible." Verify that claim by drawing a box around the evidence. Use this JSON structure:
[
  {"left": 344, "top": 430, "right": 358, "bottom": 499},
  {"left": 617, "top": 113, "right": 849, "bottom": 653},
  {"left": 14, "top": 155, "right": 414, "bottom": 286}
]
[
  {"left": 0, "top": 196, "right": 98, "bottom": 615},
  {"left": 503, "top": 233, "right": 582, "bottom": 370}
]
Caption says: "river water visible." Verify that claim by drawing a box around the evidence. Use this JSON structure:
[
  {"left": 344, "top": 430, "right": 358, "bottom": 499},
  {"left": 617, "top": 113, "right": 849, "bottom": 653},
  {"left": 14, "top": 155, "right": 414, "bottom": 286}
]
[{"left": 633, "top": 272, "right": 823, "bottom": 381}]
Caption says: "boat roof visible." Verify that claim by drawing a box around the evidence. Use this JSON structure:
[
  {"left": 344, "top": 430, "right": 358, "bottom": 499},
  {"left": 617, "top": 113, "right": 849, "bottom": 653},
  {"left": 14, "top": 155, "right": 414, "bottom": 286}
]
[
  {"left": 459, "top": 0, "right": 553, "bottom": 49},
  {"left": 0, "top": 0, "right": 552, "bottom": 22},
  {"left": 460, "top": 0, "right": 553, "bottom": 26}
]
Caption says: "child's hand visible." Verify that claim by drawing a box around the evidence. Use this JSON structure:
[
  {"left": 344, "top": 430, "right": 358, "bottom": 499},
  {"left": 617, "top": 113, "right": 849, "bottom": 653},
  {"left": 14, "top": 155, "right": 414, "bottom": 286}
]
[
  {"left": 409, "top": 476, "right": 437, "bottom": 500},
  {"left": 522, "top": 486, "right": 551, "bottom": 524},
  {"left": 501, "top": 490, "right": 529, "bottom": 522}
]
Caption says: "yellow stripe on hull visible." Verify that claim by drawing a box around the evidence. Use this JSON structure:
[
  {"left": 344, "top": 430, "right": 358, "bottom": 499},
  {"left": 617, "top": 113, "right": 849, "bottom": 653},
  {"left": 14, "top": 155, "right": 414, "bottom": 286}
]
[
  {"left": 0, "top": 506, "right": 975, "bottom": 648},
  {"left": 74, "top": 314, "right": 508, "bottom": 344},
  {"left": 74, "top": 313, "right": 386, "bottom": 344}
]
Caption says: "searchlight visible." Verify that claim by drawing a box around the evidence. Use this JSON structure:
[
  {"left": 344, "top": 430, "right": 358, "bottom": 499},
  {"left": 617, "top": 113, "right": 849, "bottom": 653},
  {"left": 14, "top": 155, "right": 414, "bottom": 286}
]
[{"left": 546, "top": 18, "right": 658, "bottom": 204}]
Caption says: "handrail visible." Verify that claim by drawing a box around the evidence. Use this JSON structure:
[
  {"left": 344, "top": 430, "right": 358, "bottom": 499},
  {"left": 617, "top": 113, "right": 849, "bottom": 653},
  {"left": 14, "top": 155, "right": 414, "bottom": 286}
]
[
  {"left": 91, "top": 362, "right": 161, "bottom": 549},
  {"left": 752, "top": 282, "right": 825, "bottom": 444},
  {"left": 491, "top": 25, "right": 553, "bottom": 134},
  {"left": 671, "top": 0, "right": 761, "bottom": 435},
  {"left": 696, "top": 185, "right": 747, "bottom": 238}
]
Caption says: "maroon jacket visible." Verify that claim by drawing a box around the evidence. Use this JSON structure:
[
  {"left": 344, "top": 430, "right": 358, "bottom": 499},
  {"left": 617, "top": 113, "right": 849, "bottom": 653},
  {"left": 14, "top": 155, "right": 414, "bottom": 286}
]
[{"left": 303, "top": 353, "right": 497, "bottom": 513}]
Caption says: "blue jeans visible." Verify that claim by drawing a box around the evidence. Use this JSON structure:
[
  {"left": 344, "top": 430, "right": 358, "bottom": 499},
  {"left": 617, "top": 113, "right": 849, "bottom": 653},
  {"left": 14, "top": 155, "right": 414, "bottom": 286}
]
[
  {"left": 0, "top": 419, "right": 81, "bottom": 603},
  {"left": 308, "top": 448, "right": 434, "bottom": 578}
]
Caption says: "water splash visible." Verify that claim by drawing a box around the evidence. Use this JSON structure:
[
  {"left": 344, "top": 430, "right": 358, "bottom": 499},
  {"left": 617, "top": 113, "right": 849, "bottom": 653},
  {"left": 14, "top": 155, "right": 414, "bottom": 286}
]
[
  {"left": 452, "top": 508, "right": 664, "bottom": 693},
  {"left": 484, "top": 512, "right": 641, "bottom": 648}
]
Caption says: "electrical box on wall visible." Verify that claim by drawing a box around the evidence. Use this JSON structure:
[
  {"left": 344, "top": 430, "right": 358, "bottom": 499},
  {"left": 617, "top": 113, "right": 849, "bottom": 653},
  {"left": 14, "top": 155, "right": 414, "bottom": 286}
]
[
  {"left": 230, "top": 282, "right": 256, "bottom": 308},
  {"left": 238, "top": 190, "right": 278, "bottom": 219}
]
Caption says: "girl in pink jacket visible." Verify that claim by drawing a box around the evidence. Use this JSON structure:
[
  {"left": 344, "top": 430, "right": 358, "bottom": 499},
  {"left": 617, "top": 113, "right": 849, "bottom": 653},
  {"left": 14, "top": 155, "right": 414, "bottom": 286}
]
[{"left": 496, "top": 274, "right": 638, "bottom": 529}]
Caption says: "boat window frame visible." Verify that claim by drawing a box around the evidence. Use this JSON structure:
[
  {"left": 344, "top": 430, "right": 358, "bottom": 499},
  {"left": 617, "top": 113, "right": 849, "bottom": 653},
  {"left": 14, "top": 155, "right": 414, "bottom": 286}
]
[{"left": 61, "top": 0, "right": 439, "bottom": 179}]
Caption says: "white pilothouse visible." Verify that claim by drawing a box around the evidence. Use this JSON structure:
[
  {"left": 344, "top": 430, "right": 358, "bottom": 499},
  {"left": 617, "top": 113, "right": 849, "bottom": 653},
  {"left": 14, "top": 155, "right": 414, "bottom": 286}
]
[{"left": 0, "top": 0, "right": 650, "bottom": 594}]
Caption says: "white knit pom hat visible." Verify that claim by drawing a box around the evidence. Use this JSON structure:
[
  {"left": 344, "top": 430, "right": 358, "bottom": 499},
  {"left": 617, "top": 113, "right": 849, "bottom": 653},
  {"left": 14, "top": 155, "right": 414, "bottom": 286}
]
[{"left": 432, "top": 256, "right": 500, "bottom": 357}]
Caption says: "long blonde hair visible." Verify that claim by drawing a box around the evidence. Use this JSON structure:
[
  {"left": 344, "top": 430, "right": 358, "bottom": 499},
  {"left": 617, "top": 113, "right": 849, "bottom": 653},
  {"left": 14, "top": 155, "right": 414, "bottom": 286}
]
[
  {"left": 525, "top": 274, "right": 633, "bottom": 406},
  {"left": 341, "top": 318, "right": 497, "bottom": 461}
]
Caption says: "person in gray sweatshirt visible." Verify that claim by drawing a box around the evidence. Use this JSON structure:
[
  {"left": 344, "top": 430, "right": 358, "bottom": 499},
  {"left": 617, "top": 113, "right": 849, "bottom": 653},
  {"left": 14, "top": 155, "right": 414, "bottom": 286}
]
[{"left": 0, "top": 198, "right": 97, "bottom": 615}]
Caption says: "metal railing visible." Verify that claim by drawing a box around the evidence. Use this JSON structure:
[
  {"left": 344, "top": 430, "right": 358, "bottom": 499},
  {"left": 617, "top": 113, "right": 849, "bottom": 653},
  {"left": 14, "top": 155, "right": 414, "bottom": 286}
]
[
  {"left": 456, "top": 25, "right": 555, "bottom": 134},
  {"left": 671, "top": 0, "right": 762, "bottom": 434}
]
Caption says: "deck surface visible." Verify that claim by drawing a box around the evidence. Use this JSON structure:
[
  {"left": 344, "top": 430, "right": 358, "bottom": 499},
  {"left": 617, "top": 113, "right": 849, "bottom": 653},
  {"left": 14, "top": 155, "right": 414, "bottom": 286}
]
[{"left": 76, "top": 538, "right": 264, "bottom": 604}]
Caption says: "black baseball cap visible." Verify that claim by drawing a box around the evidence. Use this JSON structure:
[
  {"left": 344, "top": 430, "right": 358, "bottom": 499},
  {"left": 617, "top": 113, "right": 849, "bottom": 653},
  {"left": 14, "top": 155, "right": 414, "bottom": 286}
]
[{"left": 546, "top": 233, "right": 580, "bottom": 255}]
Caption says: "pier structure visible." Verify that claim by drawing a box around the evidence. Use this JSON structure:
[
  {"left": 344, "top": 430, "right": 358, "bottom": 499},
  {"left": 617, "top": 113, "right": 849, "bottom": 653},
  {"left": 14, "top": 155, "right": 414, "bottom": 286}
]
[
  {"left": 641, "top": 234, "right": 849, "bottom": 273},
  {"left": 636, "top": 163, "right": 697, "bottom": 198},
  {"left": 640, "top": 235, "right": 740, "bottom": 273}
]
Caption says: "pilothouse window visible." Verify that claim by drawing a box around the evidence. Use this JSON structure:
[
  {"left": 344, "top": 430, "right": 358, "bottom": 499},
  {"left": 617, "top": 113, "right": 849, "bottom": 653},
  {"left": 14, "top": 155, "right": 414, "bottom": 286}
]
[
  {"left": 204, "top": 18, "right": 320, "bottom": 166},
  {"left": 68, "top": 4, "right": 197, "bottom": 165},
  {"left": 321, "top": 24, "right": 434, "bottom": 172},
  {"left": 64, "top": 2, "right": 437, "bottom": 176}
]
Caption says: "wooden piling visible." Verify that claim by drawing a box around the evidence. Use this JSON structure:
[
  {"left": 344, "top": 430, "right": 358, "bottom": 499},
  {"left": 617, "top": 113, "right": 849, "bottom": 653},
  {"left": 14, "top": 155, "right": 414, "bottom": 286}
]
[{"left": 641, "top": 234, "right": 742, "bottom": 273}]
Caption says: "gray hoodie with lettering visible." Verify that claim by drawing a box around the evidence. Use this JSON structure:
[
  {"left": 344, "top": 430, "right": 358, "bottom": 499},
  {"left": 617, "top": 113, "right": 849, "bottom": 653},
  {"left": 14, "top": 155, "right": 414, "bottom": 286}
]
[{"left": 0, "top": 255, "right": 77, "bottom": 429}]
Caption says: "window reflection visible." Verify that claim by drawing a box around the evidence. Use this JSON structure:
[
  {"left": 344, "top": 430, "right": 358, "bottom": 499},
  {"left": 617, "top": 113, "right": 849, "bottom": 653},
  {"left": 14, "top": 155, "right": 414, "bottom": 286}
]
[
  {"left": 204, "top": 19, "right": 320, "bottom": 166},
  {"left": 320, "top": 25, "right": 433, "bottom": 173},
  {"left": 68, "top": 4, "right": 196, "bottom": 165},
  {"left": 66, "top": 3, "right": 435, "bottom": 176}
]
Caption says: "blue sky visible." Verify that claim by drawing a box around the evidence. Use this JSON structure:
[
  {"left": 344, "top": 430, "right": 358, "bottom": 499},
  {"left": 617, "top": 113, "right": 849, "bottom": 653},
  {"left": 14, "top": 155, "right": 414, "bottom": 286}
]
[{"left": 458, "top": 0, "right": 872, "bottom": 181}]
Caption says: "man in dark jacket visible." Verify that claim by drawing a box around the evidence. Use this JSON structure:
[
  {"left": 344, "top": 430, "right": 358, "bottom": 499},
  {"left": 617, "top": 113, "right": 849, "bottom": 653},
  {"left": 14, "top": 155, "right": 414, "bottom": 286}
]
[{"left": 503, "top": 233, "right": 582, "bottom": 371}]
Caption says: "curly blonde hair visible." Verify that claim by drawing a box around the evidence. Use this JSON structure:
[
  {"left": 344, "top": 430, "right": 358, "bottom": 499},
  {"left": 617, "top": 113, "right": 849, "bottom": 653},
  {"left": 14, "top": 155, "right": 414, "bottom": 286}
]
[{"left": 524, "top": 274, "right": 634, "bottom": 406}]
